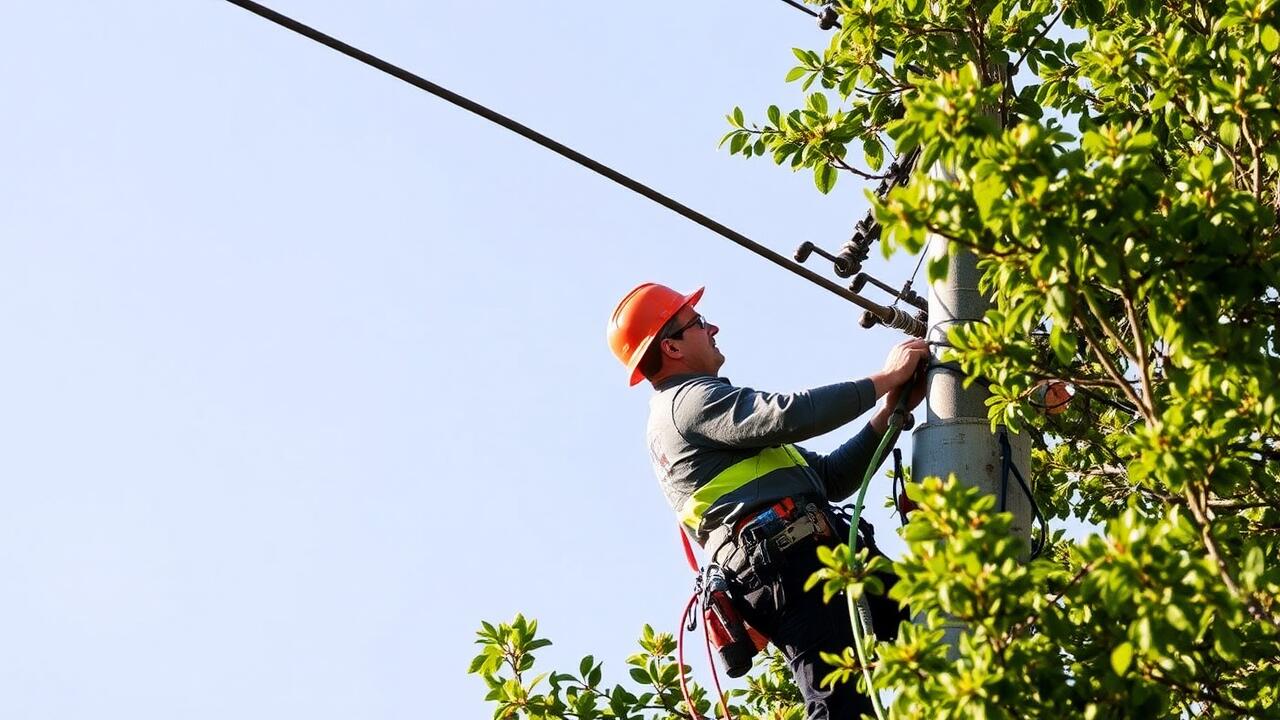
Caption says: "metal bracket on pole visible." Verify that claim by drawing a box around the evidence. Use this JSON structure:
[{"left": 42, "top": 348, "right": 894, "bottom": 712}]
[{"left": 791, "top": 148, "right": 927, "bottom": 338}]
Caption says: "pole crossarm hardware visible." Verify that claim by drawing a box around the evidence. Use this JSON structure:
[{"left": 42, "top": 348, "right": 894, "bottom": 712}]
[
  {"left": 793, "top": 148, "right": 927, "bottom": 336},
  {"left": 219, "top": 0, "right": 919, "bottom": 332}
]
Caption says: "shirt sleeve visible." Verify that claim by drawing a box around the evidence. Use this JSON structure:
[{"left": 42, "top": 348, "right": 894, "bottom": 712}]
[
  {"left": 670, "top": 376, "right": 878, "bottom": 449},
  {"left": 795, "top": 423, "right": 890, "bottom": 502}
]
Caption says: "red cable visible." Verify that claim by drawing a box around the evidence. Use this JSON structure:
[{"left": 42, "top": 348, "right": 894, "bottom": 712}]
[
  {"left": 677, "top": 592, "right": 701, "bottom": 720},
  {"left": 677, "top": 526, "right": 731, "bottom": 719},
  {"left": 702, "top": 619, "right": 734, "bottom": 720}
]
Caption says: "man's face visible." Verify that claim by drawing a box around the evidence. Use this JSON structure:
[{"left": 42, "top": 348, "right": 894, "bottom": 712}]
[{"left": 663, "top": 306, "right": 723, "bottom": 374}]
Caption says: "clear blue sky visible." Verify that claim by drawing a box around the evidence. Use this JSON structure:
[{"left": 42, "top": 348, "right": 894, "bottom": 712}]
[{"left": 2, "top": 2, "right": 932, "bottom": 717}]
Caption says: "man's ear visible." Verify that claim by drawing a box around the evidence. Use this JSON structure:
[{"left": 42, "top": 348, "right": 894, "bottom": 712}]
[{"left": 660, "top": 338, "right": 683, "bottom": 359}]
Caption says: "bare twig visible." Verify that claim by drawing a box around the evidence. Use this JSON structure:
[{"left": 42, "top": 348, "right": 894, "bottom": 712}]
[
  {"left": 1006, "top": 560, "right": 1098, "bottom": 640},
  {"left": 1181, "top": 486, "right": 1278, "bottom": 630},
  {"left": 1119, "top": 284, "right": 1157, "bottom": 418},
  {"left": 1082, "top": 286, "right": 1141, "bottom": 368},
  {"left": 1241, "top": 113, "right": 1264, "bottom": 197},
  {"left": 1011, "top": 4, "right": 1067, "bottom": 76},
  {"left": 828, "top": 155, "right": 897, "bottom": 180},
  {"left": 1144, "top": 666, "right": 1257, "bottom": 716},
  {"left": 1076, "top": 316, "right": 1151, "bottom": 422}
]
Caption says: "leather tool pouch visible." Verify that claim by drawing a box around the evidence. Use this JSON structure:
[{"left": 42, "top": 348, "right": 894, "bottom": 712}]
[{"left": 700, "top": 563, "right": 768, "bottom": 677}]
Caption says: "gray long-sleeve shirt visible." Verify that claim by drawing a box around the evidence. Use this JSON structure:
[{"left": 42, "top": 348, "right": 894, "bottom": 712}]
[{"left": 646, "top": 373, "right": 884, "bottom": 552}]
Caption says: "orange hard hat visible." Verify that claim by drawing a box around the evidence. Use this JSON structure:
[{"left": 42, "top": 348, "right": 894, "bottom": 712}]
[{"left": 608, "top": 283, "right": 704, "bottom": 386}]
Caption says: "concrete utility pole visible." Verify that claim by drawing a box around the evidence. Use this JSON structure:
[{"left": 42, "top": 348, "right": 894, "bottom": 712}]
[{"left": 911, "top": 238, "right": 1034, "bottom": 650}]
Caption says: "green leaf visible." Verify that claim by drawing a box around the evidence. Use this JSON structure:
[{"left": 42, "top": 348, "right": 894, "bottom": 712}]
[
  {"left": 927, "top": 253, "right": 950, "bottom": 283},
  {"left": 468, "top": 652, "right": 492, "bottom": 674},
  {"left": 1050, "top": 324, "right": 1077, "bottom": 365},
  {"left": 863, "top": 138, "right": 884, "bottom": 171},
  {"left": 1263, "top": 25, "right": 1280, "bottom": 53},
  {"left": 1219, "top": 120, "right": 1240, "bottom": 147},
  {"left": 1111, "top": 641, "right": 1134, "bottom": 675},
  {"left": 973, "top": 174, "right": 1005, "bottom": 222},
  {"left": 814, "top": 163, "right": 837, "bottom": 194},
  {"left": 786, "top": 66, "right": 807, "bottom": 82},
  {"left": 1213, "top": 622, "right": 1243, "bottom": 661},
  {"left": 1243, "top": 546, "right": 1264, "bottom": 582},
  {"left": 1045, "top": 285, "right": 1071, "bottom": 324}
]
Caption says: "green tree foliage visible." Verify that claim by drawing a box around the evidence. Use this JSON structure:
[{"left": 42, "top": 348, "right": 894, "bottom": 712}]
[{"left": 474, "top": 0, "right": 1279, "bottom": 715}]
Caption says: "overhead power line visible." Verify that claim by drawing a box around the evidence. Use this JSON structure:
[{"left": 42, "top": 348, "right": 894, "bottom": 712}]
[
  {"left": 220, "top": 0, "right": 908, "bottom": 324},
  {"left": 777, "top": 0, "right": 821, "bottom": 18}
]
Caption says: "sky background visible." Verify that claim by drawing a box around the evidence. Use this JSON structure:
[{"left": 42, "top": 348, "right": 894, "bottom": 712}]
[{"left": 4, "top": 2, "right": 961, "bottom": 717}]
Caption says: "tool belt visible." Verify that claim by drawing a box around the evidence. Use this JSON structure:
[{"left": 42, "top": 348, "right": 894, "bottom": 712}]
[
  {"left": 712, "top": 495, "right": 839, "bottom": 584},
  {"left": 715, "top": 495, "right": 886, "bottom": 586},
  {"left": 736, "top": 496, "right": 836, "bottom": 553}
]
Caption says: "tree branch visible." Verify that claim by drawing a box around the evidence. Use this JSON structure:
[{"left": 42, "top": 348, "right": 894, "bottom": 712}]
[
  {"left": 1181, "top": 485, "right": 1279, "bottom": 630},
  {"left": 1081, "top": 286, "right": 1140, "bottom": 367},
  {"left": 1144, "top": 665, "right": 1257, "bottom": 716},
  {"left": 1240, "top": 113, "right": 1264, "bottom": 198},
  {"left": 828, "top": 154, "right": 897, "bottom": 180},
  {"left": 1119, "top": 279, "right": 1157, "bottom": 419},
  {"left": 1005, "top": 559, "right": 1098, "bottom": 641},
  {"left": 1011, "top": 4, "right": 1067, "bottom": 76},
  {"left": 1075, "top": 315, "right": 1151, "bottom": 423}
]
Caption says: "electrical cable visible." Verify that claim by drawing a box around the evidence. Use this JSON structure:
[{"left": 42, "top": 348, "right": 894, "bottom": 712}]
[
  {"left": 844, "top": 407, "right": 904, "bottom": 720},
  {"left": 677, "top": 586, "right": 734, "bottom": 720},
  {"left": 891, "top": 250, "right": 929, "bottom": 310},
  {"left": 927, "top": 318, "right": 1142, "bottom": 416},
  {"left": 776, "top": 0, "right": 844, "bottom": 30},
  {"left": 220, "top": 0, "right": 904, "bottom": 322},
  {"left": 776, "top": 0, "right": 820, "bottom": 17},
  {"left": 998, "top": 430, "right": 1049, "bottom": 558},
  {"left": 677, "top": 592, "right": 702, "bottom": 720}
]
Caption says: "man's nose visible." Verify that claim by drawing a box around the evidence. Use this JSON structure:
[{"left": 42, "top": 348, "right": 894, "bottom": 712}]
[{"left": 709, "top": 323, "right": 719, "bottom": 336}]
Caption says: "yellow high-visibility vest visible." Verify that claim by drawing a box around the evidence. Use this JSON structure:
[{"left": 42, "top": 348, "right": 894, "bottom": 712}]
[{"left": 677, "top": 444, "right": 808, "bottom": 530}]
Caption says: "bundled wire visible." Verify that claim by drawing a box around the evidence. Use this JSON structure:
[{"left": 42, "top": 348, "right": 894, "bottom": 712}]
[{"left": 677, "top": 589, "right": 733, "bottom": 720}]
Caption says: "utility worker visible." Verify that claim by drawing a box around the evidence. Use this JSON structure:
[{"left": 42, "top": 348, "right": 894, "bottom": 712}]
[{"left": 607, "top": 283, "right": 927, "bottom": 720}]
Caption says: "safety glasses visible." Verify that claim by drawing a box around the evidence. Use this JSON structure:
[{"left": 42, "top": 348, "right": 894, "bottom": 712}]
[{"left": 663, "top": 314, "right": 708, "bottom": 341}]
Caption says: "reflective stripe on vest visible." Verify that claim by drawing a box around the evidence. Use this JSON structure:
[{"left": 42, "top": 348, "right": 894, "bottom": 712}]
[{"left": 677, "top": 444, "right": 809, "bottom": 529}]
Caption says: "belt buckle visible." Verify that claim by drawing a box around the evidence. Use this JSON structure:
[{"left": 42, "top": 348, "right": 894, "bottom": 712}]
[{"left": 772, "top": 515, "right": 816, "bottom": 551}]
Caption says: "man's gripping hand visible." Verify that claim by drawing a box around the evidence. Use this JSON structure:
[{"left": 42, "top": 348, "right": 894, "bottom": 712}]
[{"left": 869, "top": 338, "right": 929, "bottom": 398}]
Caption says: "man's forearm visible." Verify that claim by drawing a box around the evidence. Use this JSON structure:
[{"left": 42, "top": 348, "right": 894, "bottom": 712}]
[{"left": 867, "top": 371, "right": 894, "bottom": 399}]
